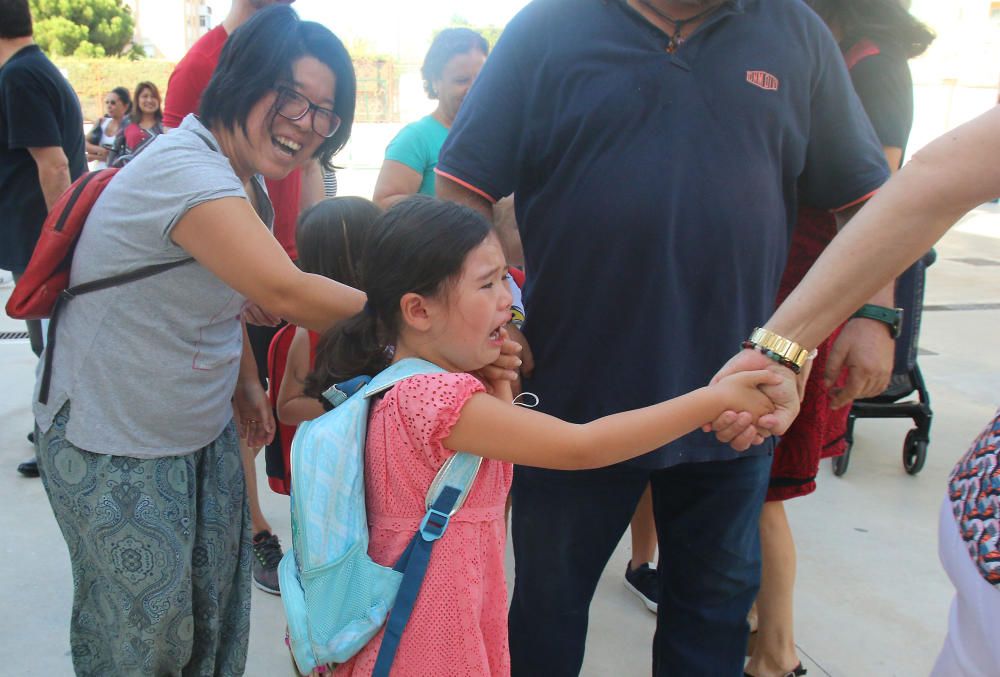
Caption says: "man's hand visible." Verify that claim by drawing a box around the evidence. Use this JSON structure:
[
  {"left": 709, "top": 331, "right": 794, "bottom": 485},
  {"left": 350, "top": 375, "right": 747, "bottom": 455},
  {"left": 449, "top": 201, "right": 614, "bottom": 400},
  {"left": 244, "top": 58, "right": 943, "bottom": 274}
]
[
  {"left": 476, "top": 328, "right": 523, "bottom": 394},
  {"left": 702, "top": 349, "right": 802, "bottom": 451},
  {"left": 825, "top": 318, "right": 894, "bottom": 409},
  {"left": 505, "top": 324, "right": 534, "bottom": 377}
]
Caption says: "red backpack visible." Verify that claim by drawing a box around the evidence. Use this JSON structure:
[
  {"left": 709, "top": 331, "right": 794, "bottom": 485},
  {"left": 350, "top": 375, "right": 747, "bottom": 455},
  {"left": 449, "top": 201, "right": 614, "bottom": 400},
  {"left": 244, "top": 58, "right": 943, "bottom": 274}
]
[
  {"left": 6, "top": 167, "right": 192, "bottom": 403},
  {"left": 265, "top": 324, "right": 321, "bottom": 495}
]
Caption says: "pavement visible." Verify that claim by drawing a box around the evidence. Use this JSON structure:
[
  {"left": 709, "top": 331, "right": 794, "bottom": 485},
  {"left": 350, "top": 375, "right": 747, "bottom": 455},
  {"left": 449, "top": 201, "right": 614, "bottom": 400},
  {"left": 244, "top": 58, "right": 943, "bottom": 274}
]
[{"left": 1, "top": 202, "right": 998, "bottom": 676}]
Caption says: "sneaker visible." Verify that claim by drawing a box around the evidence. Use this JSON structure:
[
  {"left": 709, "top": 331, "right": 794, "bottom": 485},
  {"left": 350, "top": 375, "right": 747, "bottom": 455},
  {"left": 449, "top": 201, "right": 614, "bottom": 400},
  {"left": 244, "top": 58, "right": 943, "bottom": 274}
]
[
  {"left": 624, "top": 560, "right": 658, "bottom": 613},
  {"left": 16, "top": 457, "right": 39, "bottom": 478},
  {"left": 252, "top": 530, "right": 283, "bottom": 595}
]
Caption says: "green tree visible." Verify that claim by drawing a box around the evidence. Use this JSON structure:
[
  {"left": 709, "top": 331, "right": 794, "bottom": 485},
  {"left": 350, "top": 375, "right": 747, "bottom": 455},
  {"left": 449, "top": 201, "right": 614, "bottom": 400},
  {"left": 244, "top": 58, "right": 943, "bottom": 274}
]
[
  {"left": 446, "top": 15, "right": 504, "bottom": 48},
  {"left": 30, "top": 0, "right": 136, "bottom": 58}
]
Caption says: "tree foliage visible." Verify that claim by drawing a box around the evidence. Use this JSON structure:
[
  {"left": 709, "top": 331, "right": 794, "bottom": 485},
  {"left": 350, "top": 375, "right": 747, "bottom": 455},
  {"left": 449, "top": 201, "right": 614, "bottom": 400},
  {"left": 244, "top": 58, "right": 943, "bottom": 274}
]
[
  {"left": 30, "top": 0, "right": 136, "bottom": 58},
  {"left": 445, "top": 15, "right": 504, "bottom": 49}
]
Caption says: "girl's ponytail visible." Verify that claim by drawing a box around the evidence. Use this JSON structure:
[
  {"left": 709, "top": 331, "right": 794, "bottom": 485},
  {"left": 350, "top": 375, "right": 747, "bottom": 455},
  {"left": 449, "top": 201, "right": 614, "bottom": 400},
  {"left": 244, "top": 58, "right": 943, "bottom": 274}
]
[
  {"left": 304, "top": 307, "right": 388, "bottom": 403},
  {"left": 304, "top": 195, "right": 493, "bottom": 402}
]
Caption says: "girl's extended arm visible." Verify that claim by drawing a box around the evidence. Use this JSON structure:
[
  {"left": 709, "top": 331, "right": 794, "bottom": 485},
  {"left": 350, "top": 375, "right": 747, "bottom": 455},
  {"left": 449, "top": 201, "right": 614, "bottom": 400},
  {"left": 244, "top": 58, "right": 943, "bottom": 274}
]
[
  {"left": 444, "top": 370, "right": 781, "bottom": 470},
  {"left": 277, "top": 327, "right": 326, "bottom": 426},
  {"left": 171, "top": 197, "right": 365, "bottom": 332}
]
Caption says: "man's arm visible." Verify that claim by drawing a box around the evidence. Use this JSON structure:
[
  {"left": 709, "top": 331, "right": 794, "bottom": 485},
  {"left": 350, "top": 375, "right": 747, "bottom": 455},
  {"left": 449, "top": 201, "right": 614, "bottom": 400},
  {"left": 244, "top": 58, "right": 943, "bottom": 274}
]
[
  {"left": 821, "top": 203, "right": 896, "bottom": 408},
  {"left": 27, "top": 146, "right": 71, "bottom": 211},
  {"left": 436, "top": 173, "right": 494, "bottom": 221}
]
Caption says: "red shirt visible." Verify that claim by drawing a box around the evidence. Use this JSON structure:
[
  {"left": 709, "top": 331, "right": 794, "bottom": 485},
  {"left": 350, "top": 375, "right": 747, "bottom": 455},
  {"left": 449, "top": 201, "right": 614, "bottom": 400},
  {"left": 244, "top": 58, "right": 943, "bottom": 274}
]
[{"left": 163, "top": 23, "right": 302, "bottom": 260}]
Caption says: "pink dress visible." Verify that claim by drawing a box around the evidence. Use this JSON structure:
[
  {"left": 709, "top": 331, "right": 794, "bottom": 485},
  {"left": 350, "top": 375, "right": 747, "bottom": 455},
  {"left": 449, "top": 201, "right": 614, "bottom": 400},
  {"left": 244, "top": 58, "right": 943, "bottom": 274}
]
[{"left": 334, "top": 372, "right": 513, "bottom": 677}]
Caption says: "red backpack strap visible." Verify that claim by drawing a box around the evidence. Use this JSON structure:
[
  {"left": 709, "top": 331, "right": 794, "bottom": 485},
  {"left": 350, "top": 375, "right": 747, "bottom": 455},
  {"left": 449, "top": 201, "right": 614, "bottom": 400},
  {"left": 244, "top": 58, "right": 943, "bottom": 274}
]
[
  {"left": 843, "top": 38, "right": 881, "bottom": 71},
  {"left": 266, "top": 323, "right": 299, "bottom": 495}
]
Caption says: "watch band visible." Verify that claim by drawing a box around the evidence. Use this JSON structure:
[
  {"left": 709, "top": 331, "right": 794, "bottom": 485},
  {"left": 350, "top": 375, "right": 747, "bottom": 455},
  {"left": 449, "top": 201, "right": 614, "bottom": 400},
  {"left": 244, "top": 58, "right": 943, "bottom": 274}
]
[
  {"left": 744, "top": 327, "right": 811, "bottom": 373},
  {"left": 852, "top": 304, "right": 903, "bottom": 338}
]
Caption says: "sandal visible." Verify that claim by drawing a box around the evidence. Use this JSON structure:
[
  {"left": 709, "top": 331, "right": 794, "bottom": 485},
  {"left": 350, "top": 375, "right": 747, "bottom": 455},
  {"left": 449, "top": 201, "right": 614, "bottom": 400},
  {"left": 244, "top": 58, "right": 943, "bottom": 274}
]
[{"left": 744, "top": 663, "right": 807, "bottom": 677}]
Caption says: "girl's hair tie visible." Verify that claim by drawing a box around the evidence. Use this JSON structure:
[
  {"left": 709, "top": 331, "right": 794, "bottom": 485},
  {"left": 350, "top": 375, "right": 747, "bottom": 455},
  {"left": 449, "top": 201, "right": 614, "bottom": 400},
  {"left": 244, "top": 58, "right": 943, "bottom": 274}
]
[{"left": 363, "top": 300, "right": 376, "bottom": 317}]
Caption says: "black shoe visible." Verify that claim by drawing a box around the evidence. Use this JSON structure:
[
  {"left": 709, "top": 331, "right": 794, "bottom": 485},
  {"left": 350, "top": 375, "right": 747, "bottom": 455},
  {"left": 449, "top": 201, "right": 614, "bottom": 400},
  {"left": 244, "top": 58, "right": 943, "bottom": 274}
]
[
  {"left": 17, "top": 458, "right": 39, "bottom": 478},
  {"left": 624, "top": 560, "right": 658, "bottom": 613},
  {"left": 27, "top": 431, "right": 34, "bottom": 444},
  {"left": 252, "top": 530, "right": 283, "bottom": 595}
]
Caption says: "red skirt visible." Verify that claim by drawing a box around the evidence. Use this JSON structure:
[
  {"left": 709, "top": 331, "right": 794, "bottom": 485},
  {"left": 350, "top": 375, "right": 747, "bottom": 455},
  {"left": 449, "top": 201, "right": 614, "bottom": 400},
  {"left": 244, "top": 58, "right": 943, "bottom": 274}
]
[{"left": 767, "top": 207, "right": 851, "bottom": 502}]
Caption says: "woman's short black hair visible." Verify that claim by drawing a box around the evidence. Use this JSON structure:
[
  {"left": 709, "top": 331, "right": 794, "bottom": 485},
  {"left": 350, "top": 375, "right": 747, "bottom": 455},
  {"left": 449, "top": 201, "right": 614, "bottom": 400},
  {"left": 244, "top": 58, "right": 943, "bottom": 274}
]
[
  {"left": 0, "top": 0, "right": 32, "bottom": 39},
  {"left": 421, "top": 27, "right": 489, "bottom": 99},
  {"left": 807, "top": 0, "right": 935, "bottom": 59},
  {"left": 200, "top": 5, "right": 356, "bottom": 169}
]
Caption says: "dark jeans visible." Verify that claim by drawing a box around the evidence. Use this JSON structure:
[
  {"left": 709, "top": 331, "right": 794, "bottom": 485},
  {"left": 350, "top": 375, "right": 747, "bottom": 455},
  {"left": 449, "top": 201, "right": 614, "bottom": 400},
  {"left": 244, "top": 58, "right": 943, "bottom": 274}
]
[
  {"left": 11, "top": 271, "right": 43, "bottom": 357},
  {"left": 508, "top": 453, "right": 771, "bottom": 676}
]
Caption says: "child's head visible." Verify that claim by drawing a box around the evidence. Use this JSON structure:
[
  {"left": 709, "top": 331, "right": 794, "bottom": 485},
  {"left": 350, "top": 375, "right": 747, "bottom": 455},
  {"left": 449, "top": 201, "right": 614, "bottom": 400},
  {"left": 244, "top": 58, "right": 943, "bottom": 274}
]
[
  {"left": 305, "top": 195, "right": 510, "bottom": 397},
  {"left": 296, "top": 196, "right": 381, "bottom": 289}
]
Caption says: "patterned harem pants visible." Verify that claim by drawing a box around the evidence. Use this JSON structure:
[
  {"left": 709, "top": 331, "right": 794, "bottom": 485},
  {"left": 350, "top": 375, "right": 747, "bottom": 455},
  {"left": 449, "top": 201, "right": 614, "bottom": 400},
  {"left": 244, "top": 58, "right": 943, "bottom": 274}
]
[{"left": 37, "top": 403, "right": 252, "bottom": 676}]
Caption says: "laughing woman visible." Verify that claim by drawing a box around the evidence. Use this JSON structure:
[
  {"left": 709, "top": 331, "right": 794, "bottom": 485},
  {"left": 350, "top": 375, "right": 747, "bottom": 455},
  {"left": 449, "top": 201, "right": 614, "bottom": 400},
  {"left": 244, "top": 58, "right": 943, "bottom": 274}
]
[{"left": 32, "top": 7, "right": 363, "bottom": 676}]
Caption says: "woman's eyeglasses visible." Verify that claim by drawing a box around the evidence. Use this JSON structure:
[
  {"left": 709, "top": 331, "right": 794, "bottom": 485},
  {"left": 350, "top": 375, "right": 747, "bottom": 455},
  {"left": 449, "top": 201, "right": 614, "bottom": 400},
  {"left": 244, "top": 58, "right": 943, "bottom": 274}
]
[{"left": 274, "top": 87, "right": 341, "bottom": 138}]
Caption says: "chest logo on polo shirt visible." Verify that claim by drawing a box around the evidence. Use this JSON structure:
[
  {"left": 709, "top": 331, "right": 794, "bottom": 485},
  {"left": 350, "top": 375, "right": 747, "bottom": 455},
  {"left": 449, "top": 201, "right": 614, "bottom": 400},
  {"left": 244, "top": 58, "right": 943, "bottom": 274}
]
[{"left": 746, "top": 70, "right": 780, "bottom": 91}]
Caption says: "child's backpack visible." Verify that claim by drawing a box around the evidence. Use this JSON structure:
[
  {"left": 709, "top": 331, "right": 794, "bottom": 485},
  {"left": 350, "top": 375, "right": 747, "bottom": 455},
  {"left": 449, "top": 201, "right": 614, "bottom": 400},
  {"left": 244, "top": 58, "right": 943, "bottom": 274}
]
[
  {"left": 279, "top": 357, "right": 483, "bottom": 677},
  {"left": 265, "top": 324, "right": 320, "bottom": 496}
]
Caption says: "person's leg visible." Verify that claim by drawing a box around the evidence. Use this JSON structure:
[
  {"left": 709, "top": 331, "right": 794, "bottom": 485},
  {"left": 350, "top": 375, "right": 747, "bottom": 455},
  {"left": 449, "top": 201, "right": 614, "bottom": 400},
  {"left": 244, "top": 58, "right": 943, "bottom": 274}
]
[
  {"left": 651, "top": 453, "right": 771, "bottom": 676},
  {"left": 36, "top": 403, "right": 239, "bottom": 676},
  {"left": 745, "top": 499, "right": 800, "bottom": 677},
  {"left": 11, "top": 271, "right": 43, "bottom": 357},
  {"left": 188, "top": 422, "right": 253, "bottom": 675},
  {"left": 12, "top": 271, "right": 42, "bottom": 477},
  {"left": 931, "top": 495, "right": 1000, "bottom": 677},
  {"left": 625, "top": 483, "right": 659, "bottom": 613},
  {"left": 244, "top": 322, "right": 285, "bottom": 593},
  {"left": 508, "top": 464, "right": 649, "bottom": 677},
  {"left": 630, "top": 484, "right": 658, "bottom": 564}
]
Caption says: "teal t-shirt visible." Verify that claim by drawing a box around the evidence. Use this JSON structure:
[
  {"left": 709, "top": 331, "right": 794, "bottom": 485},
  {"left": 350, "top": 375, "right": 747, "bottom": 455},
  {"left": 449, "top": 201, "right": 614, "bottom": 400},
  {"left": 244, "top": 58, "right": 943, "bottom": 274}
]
[{"left": 384, "top": 115, "right": 449, "bottom": 196}]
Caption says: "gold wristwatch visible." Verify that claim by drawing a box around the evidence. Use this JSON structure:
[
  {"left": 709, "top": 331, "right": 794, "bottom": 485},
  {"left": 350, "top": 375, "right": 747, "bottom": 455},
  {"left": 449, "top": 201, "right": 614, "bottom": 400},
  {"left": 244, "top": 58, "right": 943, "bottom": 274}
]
[{"left": 745, "top": 327, "right": 811, "bottom": 373}]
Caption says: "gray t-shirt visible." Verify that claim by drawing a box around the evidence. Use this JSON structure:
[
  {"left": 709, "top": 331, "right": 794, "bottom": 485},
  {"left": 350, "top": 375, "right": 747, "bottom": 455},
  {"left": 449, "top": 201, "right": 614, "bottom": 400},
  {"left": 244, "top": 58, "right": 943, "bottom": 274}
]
[{"left": 33, "top": 114, "right": 274, "bottom": 457}]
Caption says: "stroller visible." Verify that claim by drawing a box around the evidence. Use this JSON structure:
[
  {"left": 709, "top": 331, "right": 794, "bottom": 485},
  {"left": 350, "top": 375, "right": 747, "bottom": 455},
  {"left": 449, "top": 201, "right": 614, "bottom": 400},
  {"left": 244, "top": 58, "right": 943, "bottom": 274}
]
[{"left": 832, "top": 249, "right": 936, "bottom": 477}]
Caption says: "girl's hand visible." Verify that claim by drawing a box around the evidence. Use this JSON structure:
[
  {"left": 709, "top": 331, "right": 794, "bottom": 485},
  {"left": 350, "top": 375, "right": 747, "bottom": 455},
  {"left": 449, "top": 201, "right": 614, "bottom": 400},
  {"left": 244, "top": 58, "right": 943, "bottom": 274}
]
[
  {"left": 710, "top": 369, "right": 784, "bottom": 427},
  {"left": 473, "top": 327, "right": 520, "bottom": 401},
  {"left": 234, "top": 379, "right": 275, "bottom": 448}
]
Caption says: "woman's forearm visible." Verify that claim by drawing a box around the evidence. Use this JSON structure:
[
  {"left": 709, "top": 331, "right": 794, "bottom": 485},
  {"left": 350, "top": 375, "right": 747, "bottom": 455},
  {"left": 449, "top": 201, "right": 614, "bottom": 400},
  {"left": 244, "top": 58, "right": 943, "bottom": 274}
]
[{"left": 766, "top": 106, "right": 1000, "bottom": 349}]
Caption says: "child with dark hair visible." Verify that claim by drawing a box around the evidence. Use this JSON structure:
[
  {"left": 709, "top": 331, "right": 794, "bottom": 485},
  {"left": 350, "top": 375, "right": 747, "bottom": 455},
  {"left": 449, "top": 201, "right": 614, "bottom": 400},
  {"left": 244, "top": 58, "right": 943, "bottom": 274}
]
[
  {"left": 306, "top": 195, "right": 780, "bottom": 676},
  {"left": 276, "top": 197, "right": 381, "bottom": 426}
]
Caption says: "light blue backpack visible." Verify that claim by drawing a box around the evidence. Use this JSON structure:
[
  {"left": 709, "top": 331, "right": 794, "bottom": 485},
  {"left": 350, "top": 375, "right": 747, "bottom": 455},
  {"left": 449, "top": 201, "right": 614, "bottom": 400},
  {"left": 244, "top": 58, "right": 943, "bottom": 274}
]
[{"left": 278, "top": 358, "right": 483, "bottom": 676}]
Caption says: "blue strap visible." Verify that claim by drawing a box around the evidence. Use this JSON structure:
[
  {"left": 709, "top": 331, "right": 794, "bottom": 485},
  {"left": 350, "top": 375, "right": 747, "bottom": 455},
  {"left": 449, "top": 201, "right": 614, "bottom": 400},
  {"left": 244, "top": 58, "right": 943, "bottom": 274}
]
[{"left": 372, "top": 485, "right": 462, "bottom": 677}]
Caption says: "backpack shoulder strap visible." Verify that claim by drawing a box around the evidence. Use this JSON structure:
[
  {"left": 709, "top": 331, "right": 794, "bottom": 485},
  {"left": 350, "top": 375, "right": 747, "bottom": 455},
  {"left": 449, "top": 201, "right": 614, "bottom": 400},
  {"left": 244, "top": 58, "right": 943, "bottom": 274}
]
[{"left": 367, "top": 358, "right": 484, "bottom": 677}]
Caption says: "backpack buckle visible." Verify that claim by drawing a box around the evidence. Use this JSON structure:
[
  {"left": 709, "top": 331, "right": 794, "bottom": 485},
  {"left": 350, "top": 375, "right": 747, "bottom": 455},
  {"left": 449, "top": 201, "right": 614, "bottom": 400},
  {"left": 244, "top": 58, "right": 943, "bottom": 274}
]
[{"left": 418, "top": 507, "right": 451, "bottom": 542}]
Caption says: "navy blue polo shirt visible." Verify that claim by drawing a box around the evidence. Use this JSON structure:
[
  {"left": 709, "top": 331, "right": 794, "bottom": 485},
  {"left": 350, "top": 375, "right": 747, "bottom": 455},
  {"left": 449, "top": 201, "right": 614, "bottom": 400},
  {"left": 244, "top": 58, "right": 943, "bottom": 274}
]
[
  {"left": 0, "top": 45, "right": 86, "bottom": 272},
  {"left": 438, "top": 0, "right": 889, "bottom": 469}
]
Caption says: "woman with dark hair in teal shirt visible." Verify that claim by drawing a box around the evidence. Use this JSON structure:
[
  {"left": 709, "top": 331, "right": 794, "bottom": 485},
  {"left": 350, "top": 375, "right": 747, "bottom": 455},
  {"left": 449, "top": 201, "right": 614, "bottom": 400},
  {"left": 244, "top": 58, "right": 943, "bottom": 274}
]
[{"left": 373, "top": 27, "right": 488, "bottom": 209}]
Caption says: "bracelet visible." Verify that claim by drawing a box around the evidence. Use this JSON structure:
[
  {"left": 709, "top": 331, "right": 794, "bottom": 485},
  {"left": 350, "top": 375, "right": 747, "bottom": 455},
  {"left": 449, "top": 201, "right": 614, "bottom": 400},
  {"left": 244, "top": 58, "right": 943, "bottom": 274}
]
[
  {"left": 742, "top": 327, "right": 814, "bottom": 374},
  {"left": 741, "top": 341, "right": 801, "bottom": 373}
]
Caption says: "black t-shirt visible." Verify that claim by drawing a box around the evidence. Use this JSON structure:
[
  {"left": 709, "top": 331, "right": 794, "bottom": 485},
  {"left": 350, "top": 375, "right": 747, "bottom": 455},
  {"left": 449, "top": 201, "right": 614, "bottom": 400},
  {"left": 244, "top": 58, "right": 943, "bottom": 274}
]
[
  {"left": 848, "top": 42, "right": 914, "bottom": 161},
  {"left": 438, "top": 0, "right": 889, "bottom": 468},
  {"left": 0, "top": 45, "right": 87, "bottom": 271}
]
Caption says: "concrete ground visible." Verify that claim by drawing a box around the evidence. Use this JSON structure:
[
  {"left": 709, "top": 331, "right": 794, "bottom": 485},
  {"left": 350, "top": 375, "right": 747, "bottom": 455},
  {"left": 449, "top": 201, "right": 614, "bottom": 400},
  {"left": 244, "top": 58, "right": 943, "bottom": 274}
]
[{"left": 1, "top": 204, "right": 998, "bottom": 676}]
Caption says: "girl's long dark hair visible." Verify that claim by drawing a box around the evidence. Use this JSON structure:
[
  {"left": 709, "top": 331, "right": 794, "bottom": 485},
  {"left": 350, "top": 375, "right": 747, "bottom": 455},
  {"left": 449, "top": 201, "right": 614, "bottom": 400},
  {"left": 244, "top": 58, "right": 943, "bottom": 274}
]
[
  {"left": 296, "top": 196, "right": 380, "bottom": 287},
  {"left": 807, "top": 0, "right": 935, "bottom": 59},
  {"left": 304, "top": 196, "right": 493, "bottom": 401}
]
